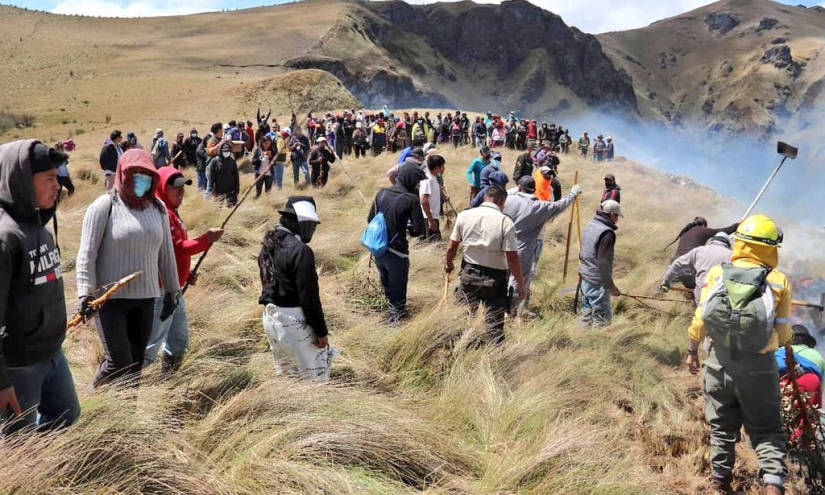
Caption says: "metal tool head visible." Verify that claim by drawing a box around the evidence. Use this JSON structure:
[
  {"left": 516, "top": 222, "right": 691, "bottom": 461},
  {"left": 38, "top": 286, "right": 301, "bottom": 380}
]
[{"left": 777, "top": 141, "right": 798, "bottom": 159}]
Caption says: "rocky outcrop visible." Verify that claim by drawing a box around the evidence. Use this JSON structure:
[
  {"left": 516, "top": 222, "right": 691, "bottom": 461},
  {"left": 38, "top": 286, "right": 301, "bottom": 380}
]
[
  {"left": 291, "top": 0, "right": 636, "bottom": 114},
  {"left": 704, "top": 12, "right": 739, "bottom": 34}
]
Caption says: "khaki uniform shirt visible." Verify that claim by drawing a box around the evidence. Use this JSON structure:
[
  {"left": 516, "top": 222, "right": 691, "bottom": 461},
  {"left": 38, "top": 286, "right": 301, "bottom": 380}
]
[{"left": 450, "top": 202, "right": 518, "bottom": 270}]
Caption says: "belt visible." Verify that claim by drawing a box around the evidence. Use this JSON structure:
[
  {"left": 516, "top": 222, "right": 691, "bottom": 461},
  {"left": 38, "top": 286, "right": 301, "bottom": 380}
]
[{"left": 461, "top": 260, "right": 507, "bottom": 278}]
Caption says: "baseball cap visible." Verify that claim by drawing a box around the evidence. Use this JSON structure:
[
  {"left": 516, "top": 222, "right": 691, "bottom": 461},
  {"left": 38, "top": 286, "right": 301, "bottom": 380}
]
[
  {"left": 600, "top": 200, "right": 623, "bottom": 217},
  {"left": 492, "top": 152, "right": 502, "bottom": 161},
  {"left": 169, "top": 173, "right": 193, "bottom": 188},
  {"left": 539, "top": 166, "right": 554, "bottom": 177},
  {"left": 517, "top": 175, "right": 536, "bottom": 193},
  {"left": 316, "top": 137, "right": 327, "bottom": 143}
]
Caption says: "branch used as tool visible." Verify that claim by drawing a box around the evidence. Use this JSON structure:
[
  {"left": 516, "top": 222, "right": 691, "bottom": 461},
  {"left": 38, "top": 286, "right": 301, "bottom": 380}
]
[
  {"left": 783, "top": 344, "right": 824, "bottom": 460},
  {"left": 183, "top": 159, "right": 277, "bottom": 295},
  {"left": 562, "top": 171, "right": 579, "bottom": 282},
  {"left": 67, "top": 271, "right": 142, "bottom": 332}
]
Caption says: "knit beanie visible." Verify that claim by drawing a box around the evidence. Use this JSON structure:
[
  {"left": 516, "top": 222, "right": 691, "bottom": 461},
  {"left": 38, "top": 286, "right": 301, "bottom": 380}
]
[{"left": 30, "top": 142, "right": 66, "bottom": 174}]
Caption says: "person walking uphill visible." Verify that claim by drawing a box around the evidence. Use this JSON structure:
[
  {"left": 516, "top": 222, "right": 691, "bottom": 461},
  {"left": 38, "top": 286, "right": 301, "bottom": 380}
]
[
  {"left": 578, "top": 200, "right": 622, "bottom": 327},
  {"left": 76, "top": 149, "right": 180, "bottom": 388},
  {"left": 685, "top": 214, "right": 791, "bottom": 495},
  {"left": 0, "top": 140, "right": 80, "bottom": 434},
  {"left": 601, "top": 174, "right": 621, "bottom": 203},
  {"left": 445, "top": 185, "right": 525, "bottom": 344},
  {"left": 367, "top": 165, "right": 426, "bottom": 323},
  {"left": 259, "top": 197, "right": 333, "bottom": 381},
  {"left": 143, "top": 167, "right": 223, "bottom": 373}
]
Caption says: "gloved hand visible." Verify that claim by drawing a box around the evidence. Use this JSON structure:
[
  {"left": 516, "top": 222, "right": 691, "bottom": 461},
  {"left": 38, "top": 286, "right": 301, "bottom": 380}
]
[
  {"left": 159, "top": 292, "right": 178, "bottom": 322},
  {"left": 658, "top": 281, "right": 670, "bottom": 294},
  {"left": 78, "top": 295, "right": 95, "bottom": 322},
  {"left": 570, "top": 184, "right": 583, "bottom": 197}
]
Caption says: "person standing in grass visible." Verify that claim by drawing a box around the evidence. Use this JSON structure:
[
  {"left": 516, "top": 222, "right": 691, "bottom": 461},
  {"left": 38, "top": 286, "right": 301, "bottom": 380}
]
[
  {"left": 76, "top": 148, "right": 180, "bottom": 388},
  {"left": 504, "top": 176, "right": 581, "bottom": 317},
  {"left": 288, "top": 127, "right": 311, "bottom": 186},
  {"left": 367, "top": 165, "right": 426, "bottom": 323},
  {"left": 419, "top": 154, "right": 445, "bottom": 242},
  {"left": 252, "top": 135, "right": 275, "bottom": 198},
  {"left": 578, "top": 200, "right": 622, "bottom": 327},
  {"left": 99, "top": 130, "right": 123, "bottom": 190},
  {"left": 465, "top": 145, "right": 491, "bottom": 203},
  {"left": 445, "top": 185, "right": 525, "bottom": 344},
  {"left": 259, "top": 196, "right": 333, "bottom": 381},
  {"left": 309, "top": 137, "right": 336, "bottom": 189},
  {"left": 685, "top": 215, "right": 790, "bottom": 495},
  {"left": 143, "top": 167, "right": 223, "bottom": 373},
  {"left": 0, "top": 140, "right": 80, "bottom": 434}
]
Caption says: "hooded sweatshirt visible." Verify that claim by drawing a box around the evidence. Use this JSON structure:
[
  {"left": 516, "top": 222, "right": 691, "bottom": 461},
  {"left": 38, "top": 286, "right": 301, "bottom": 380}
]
[
  {"left": 688, "top": 238, "right": 792, "bottom": 353},
  {"left": 155, "top": 167, "right": 212, "bottom": 287},
  {"left": 367, "top": 165, "right": 426, "bottom": 256},
  {"left": 663, "top": 235, "right": 732, "bottom": 301},
  {"left": 76, "top": 149, "right": 179, "bottom": 300},
  {"left": 0, "top": 140, "right": 66, "bottom": 388}
]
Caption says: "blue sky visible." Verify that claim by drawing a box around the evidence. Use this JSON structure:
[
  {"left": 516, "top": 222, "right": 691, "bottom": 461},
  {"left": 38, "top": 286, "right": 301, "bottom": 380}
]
[{"left": 4, "top": 0, "right": 823, "bottom": 33}]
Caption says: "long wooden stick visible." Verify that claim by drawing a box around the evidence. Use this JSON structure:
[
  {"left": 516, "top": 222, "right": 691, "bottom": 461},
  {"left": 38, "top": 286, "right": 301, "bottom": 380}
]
[
  {"left": 182, "top": 160, "right": 276, "bottom": 295},
  {"left": 562, "top": 171, "right": 579, "bottom": 282},
  {"left": 67, "top": 271, "right": 142, "bottom": 332}
]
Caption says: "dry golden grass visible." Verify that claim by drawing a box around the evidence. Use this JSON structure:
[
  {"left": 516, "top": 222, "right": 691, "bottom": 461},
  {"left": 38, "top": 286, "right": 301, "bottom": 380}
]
[{"left": 0, "top": 111, "right": 813, "bottom": 494}]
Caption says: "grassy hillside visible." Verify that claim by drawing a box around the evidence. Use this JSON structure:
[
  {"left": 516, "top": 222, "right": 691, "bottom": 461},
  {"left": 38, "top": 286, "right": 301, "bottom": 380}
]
[
  {"left": 0, "top": 111, "right": 811, "bottom": 494},
  {"left": 598, "top": 0, "right": 825, "bottom": 136}
]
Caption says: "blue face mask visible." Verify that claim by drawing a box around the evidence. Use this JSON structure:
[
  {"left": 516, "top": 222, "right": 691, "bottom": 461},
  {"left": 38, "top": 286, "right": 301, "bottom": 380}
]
[
  {"left": 492, "top": 160, "right": 500, "bottom": 168},
  {"left": 133, "top": 173, "right": 153, "bottom": 198}
]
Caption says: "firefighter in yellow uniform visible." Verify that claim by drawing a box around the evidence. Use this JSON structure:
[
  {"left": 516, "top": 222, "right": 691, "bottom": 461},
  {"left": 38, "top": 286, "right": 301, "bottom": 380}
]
[{"left": 685, "top": 214, "right": 791, "bottom": 495}]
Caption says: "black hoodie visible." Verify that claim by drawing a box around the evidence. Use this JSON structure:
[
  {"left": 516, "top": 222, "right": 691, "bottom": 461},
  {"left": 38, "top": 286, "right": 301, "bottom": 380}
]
[
  {"left": 0, "top": 140, "right": 66, "bottom": 389},
  {"left": 367, "top": 164, "right": 426, "bottom": 256}
]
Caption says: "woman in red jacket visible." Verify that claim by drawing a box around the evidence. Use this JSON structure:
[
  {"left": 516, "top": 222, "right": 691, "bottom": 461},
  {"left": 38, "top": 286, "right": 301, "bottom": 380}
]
[{"left": 143, "top": 166, "right": 224, "bottom": 373}]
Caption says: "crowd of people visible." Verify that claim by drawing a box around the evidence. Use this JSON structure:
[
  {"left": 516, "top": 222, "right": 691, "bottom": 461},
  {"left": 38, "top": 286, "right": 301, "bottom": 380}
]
[{"left": 0, "top": 105, "right": 820, "bottom": 495}]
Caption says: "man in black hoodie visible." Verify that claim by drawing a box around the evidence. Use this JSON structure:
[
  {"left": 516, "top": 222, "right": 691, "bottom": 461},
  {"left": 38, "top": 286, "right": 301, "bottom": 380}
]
[
  {"left": 367, "top": 165, "right": 426, "bottom": 322},
  {"left": 0, "top": 139, "right": 80, "bottom": 433}
]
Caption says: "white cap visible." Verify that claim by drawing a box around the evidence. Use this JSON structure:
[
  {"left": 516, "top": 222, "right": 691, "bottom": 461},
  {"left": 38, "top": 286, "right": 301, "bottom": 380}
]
[
  {"left": 316, "top": 137, "right": 327, "bottom": 143},
  {"left": 600, "top": 200, "right": 623, "bottom": 217}
]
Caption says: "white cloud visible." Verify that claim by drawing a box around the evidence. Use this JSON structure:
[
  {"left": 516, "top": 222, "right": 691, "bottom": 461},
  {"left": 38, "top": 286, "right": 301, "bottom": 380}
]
[{"left": 51, "top": 0, "right": 220, "bottom": 17}]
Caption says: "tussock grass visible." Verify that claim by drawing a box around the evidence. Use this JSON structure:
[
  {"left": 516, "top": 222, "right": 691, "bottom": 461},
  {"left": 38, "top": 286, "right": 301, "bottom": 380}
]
[{"left": 3, "top": 120, "right": 805, "bottom": 494}]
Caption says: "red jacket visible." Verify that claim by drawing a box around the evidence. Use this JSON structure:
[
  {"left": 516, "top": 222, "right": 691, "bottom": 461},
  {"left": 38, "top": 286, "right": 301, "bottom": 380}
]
[
  {"left": 527, "top": 122, "right": 537, "bottom": 140},
  {"left": 155, "top": 167, "right": 212, "bottom": 287}
]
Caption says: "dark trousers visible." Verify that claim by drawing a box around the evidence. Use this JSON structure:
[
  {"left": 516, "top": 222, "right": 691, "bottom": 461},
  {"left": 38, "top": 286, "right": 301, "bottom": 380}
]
[
  {"left": 255, "top": 173, "right": 273, "bottom": 198},
  {"left": 457, "top": 262, "right": 509, "bottom": 344},
  {"left": 1, "top": 350, "right": 80, "bottom": 434},
  {"left": 374, "top": 250, "right": 410, "bottom": 322},
  {"left": 311, "top": 163, "right": 330, "bottom": 188},
  {"left": 93, "top": 298, "right": 155, "bottom": 388}
]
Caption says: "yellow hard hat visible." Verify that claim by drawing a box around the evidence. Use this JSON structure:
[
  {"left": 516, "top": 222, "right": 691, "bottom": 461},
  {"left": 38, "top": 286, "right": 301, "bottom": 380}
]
[{"left": 735, "top": 214, "right": 783, "bottom": 246}]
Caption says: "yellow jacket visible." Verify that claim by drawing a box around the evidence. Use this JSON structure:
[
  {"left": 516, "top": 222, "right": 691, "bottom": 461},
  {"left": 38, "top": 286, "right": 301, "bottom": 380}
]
[{"left": 688, "top": 238, "right": 792, "bottom": 352}]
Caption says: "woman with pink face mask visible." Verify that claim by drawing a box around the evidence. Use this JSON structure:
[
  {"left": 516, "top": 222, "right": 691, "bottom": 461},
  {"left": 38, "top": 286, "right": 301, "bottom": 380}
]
[{"left": 75, "top": 148, "right": 179, "bottom": 389}]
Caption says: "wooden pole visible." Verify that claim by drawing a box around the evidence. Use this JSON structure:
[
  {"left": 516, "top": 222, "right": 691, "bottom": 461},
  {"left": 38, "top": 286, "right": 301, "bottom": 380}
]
[{"left": 562, "top": 171, "right": 579, "bottom": 282}]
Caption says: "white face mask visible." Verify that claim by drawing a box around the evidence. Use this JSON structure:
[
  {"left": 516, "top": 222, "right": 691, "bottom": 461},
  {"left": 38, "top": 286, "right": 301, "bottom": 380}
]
[{"left": 221, "top": 151, "right": 231, "bottom": 159}]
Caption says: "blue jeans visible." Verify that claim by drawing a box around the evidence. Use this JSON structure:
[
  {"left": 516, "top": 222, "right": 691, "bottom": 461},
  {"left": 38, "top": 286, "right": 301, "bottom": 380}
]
[
  {"left": 374, "top": 250, "right": 410, "bottom": 322},
  {"left": 1, "top": 350, "right": 80, "bottom": 434},
  {"left": 197, "top": 169, "right": 207, "bottom": 190},
  {"left": 579, "top": 279, "right": 612, "bottom": 327},
  {"left": 144, "top": 296, "right": 189, "bottom": 366},
  {"left": 293, "top": 160, "right": 309, "bottom": 185},
  {"left": 273, "top": 162, "right": 285, "bottom": 190}
]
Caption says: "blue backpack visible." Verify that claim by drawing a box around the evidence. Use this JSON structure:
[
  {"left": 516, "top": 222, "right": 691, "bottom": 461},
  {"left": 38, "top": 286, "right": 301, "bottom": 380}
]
[{"left": 361, "top": 191, "right": 399, "bottom": 256}]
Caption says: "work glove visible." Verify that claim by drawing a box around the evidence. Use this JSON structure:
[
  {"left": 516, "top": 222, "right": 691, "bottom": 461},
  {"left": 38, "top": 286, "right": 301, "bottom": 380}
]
[
  {"left": 570, "top": 184, "right": 583, "bottom": 197},
  {"left": 78, "top": 295, "right": 95, "bottom": 323},
  {"left": 658, "top": 282, "right": 670, "bottom": 295},
  {"left": 159, "top": 292, "right": 178, "bottom": 322}
]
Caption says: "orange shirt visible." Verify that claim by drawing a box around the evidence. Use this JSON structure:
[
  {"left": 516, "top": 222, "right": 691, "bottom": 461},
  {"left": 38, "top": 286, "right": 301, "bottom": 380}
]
[{"left": 533, "top": 169, "right": 551, "bottom": 201}]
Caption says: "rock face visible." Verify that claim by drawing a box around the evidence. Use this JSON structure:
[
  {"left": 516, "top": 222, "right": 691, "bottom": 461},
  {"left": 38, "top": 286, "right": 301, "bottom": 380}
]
[
  {"left": 287, "top": 0, "right": 636, "bottom": 115},
  {"left": 704, "top": 12, "right": 740, "bottom": 34}
]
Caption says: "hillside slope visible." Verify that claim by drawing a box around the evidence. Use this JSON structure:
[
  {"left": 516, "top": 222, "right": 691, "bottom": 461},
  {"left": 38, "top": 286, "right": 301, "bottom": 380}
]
[
  {"left": 598, "top": 0, "right": 825, "bottom": 136},
  {"left": 1, "top": 102, "right": 813, "bottom": 493}
]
